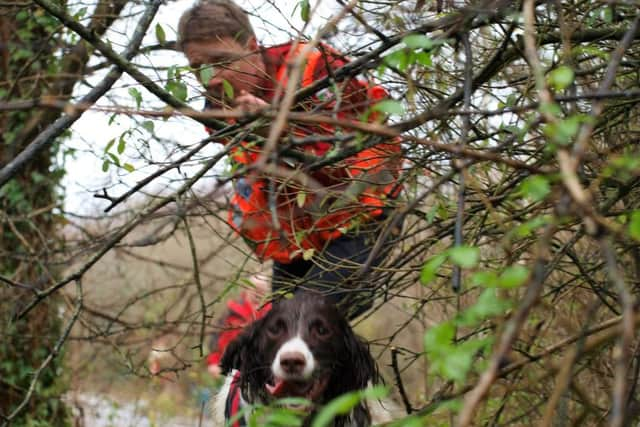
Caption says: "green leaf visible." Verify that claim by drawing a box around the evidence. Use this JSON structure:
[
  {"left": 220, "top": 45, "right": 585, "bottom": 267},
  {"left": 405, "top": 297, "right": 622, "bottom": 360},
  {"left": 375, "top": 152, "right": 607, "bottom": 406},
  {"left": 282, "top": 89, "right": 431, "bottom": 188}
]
[
  {"left": 476, "top": 289, "right": 510, "bottom": 317},
  {"left": 372, "top": 99, "right": 404, "bottom": 116},
  {"left": 311, "top": 387, "right": 387, "bottom": 427},
  {"left": 167, "top": 65, "right": 176, "bottom": 80},
  {"left": 383, "top": 50, "right": 409, "bottom": 71},
  {"left": 198, "top": 65, "right": 214, "bottom": 86},
  {"left": 296, "top": 191, "right": 306, "bottom": 208},
  {"left": 420, "top": 254, "right": 446, "bottom": 285},
  {"left": 155, "top": 23, "right": 166, "bottom": 45},
  {"left": 117, "top": 134, "right": 126, "bottom": 154},
  {"left": 424, "top": 321, "right": 454, "bottom": 353},
  {"left": 390, "top": 416, "right": 423, "bottom": 427},
  {"left": 498, "top": 265, "right": 529, "bottom": 289},
  {"left": 449, "top": 246, "right": 480, "bottom": 269},
  {"left": 265, "top": 410, "right": 303, "bottom": 426},
  {"left": 101, "top": 159, "right": 110, "bottom": 172},
  {"left": 547, "top": 65, "right": 574, "bottom": 91},
  {"left": 302, "top": 248, "right": 314, "bottom": 261},
  {"left": 629, "top": 211, "right": 640, "bottom": 241},
  {"left": 471, "top": 271, "right": 498, "bottom": 288},
  {"left": 403, "top": 34, "right": 434, "bottom": 50},
  {"left": 442, "top": 347, "right": 474, "bottom": 383},
  {"left": 73, "top": 7, "right": 87, "bottom": 20},
  {"left": 300, "top": 0, "right": 310, "bottom": 22},
  {"left": 123, "top": 163, "right": 135, "bottom": 173},
  {"left": 459, "top": 289, "right": 510, "bottom": 326},
  {"left": 512, "top": 215, "right": 550, "bottom": 238},
  {"left": 141, "top": 120, "right": 154, "bottom": 133},
  {"left": 415, "top": 51, "right": 432, "bottom": 67},
  {"left": 311, "top": 393, "right": 361, "bottom": 427},
  {"left": 539, "top": 101, "right": 562, "bottom": 118},
  {"left": 222, "top": 79, "right": 235, "bottom": 100},
  {"left": 107, "top": 152, "right": 120, "bottom": 166},
  {"left": 104, "top": 138, "right": 115, "bottom": 153},
  {"left": 519, "top": 175, "right": 551, "bottom": 202},
  {"left": 128, "top": 87, "right": 142, "bottom": 109},
  {"left": 166, "top": 81, "right": 187, "bottom": 102}
]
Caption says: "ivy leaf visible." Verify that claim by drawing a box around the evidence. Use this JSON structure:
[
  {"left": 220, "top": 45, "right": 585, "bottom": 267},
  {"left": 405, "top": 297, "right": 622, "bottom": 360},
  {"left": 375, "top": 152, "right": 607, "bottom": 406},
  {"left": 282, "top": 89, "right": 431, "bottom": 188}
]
[
  {"left": 449, "top": 245, "right": 480, "bottom": 269},
  {"left": 155, "top": 23, "right": 166, "bottom": 45}
]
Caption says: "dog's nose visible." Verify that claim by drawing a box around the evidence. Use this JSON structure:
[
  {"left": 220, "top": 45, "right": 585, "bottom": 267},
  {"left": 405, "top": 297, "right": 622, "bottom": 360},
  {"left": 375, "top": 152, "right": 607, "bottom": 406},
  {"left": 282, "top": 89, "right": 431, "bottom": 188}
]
[{"left": 279, "top": 351, "right": 306, "bottom": 375}]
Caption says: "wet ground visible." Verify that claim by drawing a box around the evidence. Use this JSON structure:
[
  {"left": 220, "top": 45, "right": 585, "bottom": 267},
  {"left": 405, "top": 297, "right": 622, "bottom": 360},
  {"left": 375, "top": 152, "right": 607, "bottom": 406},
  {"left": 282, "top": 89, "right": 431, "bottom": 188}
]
[{"left": 67, "top": 393, "right": 210, "bottom": 427}]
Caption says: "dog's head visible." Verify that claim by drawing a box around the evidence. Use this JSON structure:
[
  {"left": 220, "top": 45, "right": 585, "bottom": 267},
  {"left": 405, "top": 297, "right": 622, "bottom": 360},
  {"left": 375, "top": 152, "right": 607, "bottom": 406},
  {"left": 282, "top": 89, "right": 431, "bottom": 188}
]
[{"left": 220, "top": 292, "right": 377, "bottom": 424}]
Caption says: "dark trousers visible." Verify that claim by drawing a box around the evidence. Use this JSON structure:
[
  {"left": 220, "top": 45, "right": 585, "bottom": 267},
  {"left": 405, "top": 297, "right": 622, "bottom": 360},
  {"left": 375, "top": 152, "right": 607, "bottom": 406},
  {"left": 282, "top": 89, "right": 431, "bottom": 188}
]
[{"left": 271, "top": 211, "right": 402, "bottom": 319}]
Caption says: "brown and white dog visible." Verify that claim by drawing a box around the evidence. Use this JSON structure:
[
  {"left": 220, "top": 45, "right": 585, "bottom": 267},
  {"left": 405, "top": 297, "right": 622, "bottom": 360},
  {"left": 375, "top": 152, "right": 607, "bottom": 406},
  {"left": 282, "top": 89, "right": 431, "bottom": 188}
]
[{"left": 212, "top": 292, "right": 393, "bottom": 426}]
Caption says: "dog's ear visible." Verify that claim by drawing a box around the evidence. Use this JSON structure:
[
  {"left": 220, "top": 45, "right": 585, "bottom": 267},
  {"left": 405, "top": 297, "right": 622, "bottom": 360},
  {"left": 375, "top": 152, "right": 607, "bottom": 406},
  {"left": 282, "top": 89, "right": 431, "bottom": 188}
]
[
  {"left": 219, "top": 317, "right": 264, "bottom": 375},
  {"left": 340, "top": 319, "right": 379, "bottom": 391},
  {"left": 344, "top": 331, "right": 377, "bottom": 388}
]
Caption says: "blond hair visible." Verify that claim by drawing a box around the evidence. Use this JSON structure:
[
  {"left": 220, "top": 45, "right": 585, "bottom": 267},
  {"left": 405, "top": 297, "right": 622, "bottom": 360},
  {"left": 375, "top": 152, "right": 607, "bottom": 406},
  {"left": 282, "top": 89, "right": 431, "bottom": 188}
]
[{"left": 177, "top": 0, "right": 256, "bottom": 50}]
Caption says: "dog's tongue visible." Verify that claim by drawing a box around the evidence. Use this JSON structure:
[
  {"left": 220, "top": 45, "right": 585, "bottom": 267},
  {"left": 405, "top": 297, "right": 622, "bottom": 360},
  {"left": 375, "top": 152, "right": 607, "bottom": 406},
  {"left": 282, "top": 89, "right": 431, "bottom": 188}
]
[{"left": 265, "top": 379, "right": 286, "bottom": 396}]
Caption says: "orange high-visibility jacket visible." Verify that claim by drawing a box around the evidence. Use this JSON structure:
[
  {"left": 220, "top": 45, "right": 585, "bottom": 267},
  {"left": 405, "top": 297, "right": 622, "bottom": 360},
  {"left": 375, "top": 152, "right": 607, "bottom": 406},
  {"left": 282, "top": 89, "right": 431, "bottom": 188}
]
[{"left": 213, "top": 42, "right": 402, "bottom": 263}]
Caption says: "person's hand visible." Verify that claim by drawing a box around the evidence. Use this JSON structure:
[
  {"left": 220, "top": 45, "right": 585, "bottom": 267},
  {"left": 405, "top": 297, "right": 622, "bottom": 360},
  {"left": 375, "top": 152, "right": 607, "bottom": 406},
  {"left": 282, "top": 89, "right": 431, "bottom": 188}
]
[
  {"left": 234, "top": 90, "right": 268, "bottom": 112},
  {"left": 246, "top": 274, "right": 270, "bottom": 306},
  {"left": 208, "top": 363, "right": 222, "bottom": 378}
]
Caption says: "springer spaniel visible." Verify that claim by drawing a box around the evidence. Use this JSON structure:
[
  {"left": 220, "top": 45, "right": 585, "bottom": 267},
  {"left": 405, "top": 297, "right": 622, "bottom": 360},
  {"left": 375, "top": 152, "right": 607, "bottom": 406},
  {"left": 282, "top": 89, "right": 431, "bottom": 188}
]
[{"left": 212, "top": 292, "right": 390, "bottom": 426}]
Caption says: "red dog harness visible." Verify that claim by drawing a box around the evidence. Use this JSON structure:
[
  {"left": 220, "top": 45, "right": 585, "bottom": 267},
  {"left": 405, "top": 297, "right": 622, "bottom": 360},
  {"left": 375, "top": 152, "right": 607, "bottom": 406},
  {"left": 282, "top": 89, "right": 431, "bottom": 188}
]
[{"left": 224, "top": 371, "right": 246, "bottom": 427}]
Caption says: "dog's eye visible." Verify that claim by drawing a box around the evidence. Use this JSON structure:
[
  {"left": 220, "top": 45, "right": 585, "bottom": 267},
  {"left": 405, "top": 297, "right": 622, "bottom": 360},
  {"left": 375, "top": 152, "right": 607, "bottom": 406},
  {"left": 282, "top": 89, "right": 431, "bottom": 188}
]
[
  {"left": 267, "top": 319, "right": 285, "bottom": 337},
  {"left": 311, "top": 321, "right": 330, "bottom": 337}
]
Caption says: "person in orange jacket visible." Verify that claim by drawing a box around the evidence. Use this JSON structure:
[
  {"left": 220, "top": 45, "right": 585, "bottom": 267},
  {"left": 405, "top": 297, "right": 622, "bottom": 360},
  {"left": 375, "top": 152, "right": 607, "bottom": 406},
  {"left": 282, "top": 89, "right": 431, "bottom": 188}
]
[{"left": 178, "top": 0, "right": 403, "bottom": 323}]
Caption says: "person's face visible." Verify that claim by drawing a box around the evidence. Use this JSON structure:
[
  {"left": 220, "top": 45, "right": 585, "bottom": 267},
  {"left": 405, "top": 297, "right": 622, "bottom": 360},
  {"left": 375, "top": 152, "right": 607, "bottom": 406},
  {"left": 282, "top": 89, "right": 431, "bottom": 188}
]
[{"left": 183, "top": 36, "right": 266, "bottom": 108}]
